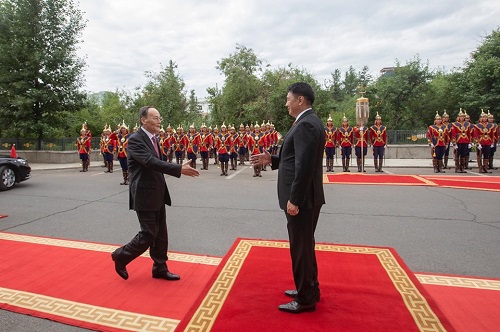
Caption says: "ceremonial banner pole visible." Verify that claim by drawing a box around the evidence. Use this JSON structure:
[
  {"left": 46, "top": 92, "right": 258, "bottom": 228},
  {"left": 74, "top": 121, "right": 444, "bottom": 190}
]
[{"left": 356, "top": 91, "right": 370, "bottom": 172}]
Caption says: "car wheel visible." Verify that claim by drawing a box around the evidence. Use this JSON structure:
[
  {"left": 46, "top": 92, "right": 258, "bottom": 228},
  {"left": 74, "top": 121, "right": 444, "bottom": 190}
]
[{"left": 0, "top": 165, "right": 16, "bottom": 191}]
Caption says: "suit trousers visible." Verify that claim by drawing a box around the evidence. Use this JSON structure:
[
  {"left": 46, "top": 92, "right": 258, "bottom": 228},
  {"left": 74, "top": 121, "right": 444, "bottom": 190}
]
[
  {"left": 115, "top": 205, "right": 169, "bottom": 274},
  {"left": 285, "top": 204, "right": 322, "bottom": 305}
]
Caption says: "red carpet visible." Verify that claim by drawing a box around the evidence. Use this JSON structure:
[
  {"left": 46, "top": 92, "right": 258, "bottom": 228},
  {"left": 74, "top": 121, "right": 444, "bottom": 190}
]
[
  {"left": 417, "top": 274, "right": 500, "bottom": 332},
  {"left": 0, "top": 232, "right": 220, "bottom": 332},
  {"left": 2, "top": 233, "right": 498, "bottom": 331},
  {"left": 177, "top": 239, "right": 453, "bottom": 332},
  {"left": 324, "top": 174, "right": 500, "bottom": 191}
]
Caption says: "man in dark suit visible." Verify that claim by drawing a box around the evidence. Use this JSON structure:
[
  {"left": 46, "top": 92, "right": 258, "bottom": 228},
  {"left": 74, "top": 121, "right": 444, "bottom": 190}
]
[
  {"left": 251, "top": 82, "right": 326, "bottom": 313},
  {"left": 111, "top": 106, "right": 199, "bottom": 281}
]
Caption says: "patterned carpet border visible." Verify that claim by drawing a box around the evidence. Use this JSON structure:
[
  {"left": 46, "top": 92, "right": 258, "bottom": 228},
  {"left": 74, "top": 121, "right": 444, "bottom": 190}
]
[
  {"left": 0, "top": 232, "right": 222, "bottom": 266},
  {"left": 183, "top": 239, "right": 447, "bottom": 332}
]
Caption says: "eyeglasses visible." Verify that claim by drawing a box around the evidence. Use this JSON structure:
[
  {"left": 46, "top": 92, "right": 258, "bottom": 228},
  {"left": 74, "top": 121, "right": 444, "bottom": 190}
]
[{"left": 151, "top": 116, "right": 163, "bottom": 122}]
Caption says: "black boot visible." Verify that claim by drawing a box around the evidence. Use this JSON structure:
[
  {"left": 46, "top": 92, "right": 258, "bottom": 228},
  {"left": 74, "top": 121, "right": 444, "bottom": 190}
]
[
  {"left": 438, "top": 160, "right": 445, "bottom": 173},
  {"left": 483, "top": 158, "right": 492, "bottom": 173},
  {"left": 120, "top": 171, "right": 128, "bottom": 185},
  {"left": 459, "top": 157, "right": 467, "bottom": 173},
  {"left": 489, "top": 156, "right": 497, "bottom": 170}
]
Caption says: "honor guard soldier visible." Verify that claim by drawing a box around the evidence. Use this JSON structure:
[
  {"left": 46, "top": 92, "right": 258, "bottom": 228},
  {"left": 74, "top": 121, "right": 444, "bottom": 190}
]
[
  {"left": 464, "top": 111, "right": 472, "bottom": 169},
  {"left": 157, "top": 127, "right": 168, "bottom": 161},
  {"left": 199, "top": 123, "right": 213, "bottom": 170},
  {"left": 337, "top": 114, "right": 354, "bottom": 172},
  {"left": 450, "top": 109, "right": 472, "bottom": 173},
  {"left": 99, "top": 125, "right": 108, "bottom": 168},
  {"left": 261, "top": 121, "right": 270, "bottom": 171},
  {"left": 354, "top": 122, "right": 368, "bottom": 172},
  {"left": 117, "top": 121, "right": 130, "bottom": 184},
  {"left": 427, "top": 111, "right": 449, "bottom": 173},
  {"left": 102, "top": 125, "right": 117, "bottom": 173},
  {"left": 159, "top": 126, "right": 171, "bottom": 162},
  {"left": 369, "top": 112, "right": 387, "bottom": 172},
  {"left": 248, "top": 123, "right": 266, "bottom": 177},
  {"left": 172, "top": 125, "right": 187, "bottom": 164},
  {"left": 237, "top": 123, "right": 248, "bottom": 165},
  {"left": 473, "top": 110, "right": 495, "bottom": 173},
  {"left": 245, "top": 124, "right": 252, "bottom": 161},
  {"left": 186, "top": 123, "right": 201, "bottom": 169},
  {"left": 212, "top": 126, "right": 220, "bottom": 165},
  {"left": 487, "top": 111, "right": 498, "bottom": 170},
  {"left": 229, "top": 125, "right": 240, "bottom": 170},
  {"left": 215, "top": 123, "right": 232, "bottom": 176},
  {"left": 77, "top": 125, "right": 91, "bottom": 172},
  {"left": 324, "top": 115, "right": 337, "bottom": 172},
  {"left": 270, "top": 123, "right": 280, "bottom": 155},
  {"left": 165, "top": 124, "right": 174, "bottom": 162},
  {"left": 442, "top": 110, "right": 452, "bottom": 169}
]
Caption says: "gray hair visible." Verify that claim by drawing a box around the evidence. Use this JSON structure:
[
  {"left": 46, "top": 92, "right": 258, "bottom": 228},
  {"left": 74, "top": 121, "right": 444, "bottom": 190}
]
[{"left": 139, "top": 106, "right": 153, "bottom": 123}]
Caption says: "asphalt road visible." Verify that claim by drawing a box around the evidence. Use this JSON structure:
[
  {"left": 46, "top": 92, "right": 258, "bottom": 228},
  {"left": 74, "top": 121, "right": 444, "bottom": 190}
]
[{"left": 1, "top": 163, "right": 499, "bottom": 331}]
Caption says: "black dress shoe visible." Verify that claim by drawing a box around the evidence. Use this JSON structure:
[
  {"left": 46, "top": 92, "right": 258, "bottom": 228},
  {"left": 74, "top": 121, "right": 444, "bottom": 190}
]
[
  {"left": 152, "top": 271, "right": 180, "bottom": 281},
  {"left": 284, "top": 289, "right": 321, "bottom": 302},
  {"left": 278, "top": 301, "right": 316, "bottom": 313},
  {"left": 111, "top": 252, "right": 128, "bottom": 280}
]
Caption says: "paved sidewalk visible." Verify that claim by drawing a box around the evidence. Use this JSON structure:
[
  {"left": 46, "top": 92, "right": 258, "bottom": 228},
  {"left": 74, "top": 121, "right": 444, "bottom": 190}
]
[{"left": 29, "top": 158, "right": 436, "bottom": 171}]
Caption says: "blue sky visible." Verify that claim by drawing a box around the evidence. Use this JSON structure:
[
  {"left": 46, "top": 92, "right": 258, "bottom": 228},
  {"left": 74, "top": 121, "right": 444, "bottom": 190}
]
[{"left": 77, "top": 0, "right": 499, "bottom": 98}]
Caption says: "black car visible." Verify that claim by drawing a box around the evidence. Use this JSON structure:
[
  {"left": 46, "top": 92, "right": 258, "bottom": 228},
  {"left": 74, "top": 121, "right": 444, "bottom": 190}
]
[{"left": 0, "top": 155, "right": 31, "bottom": 191}]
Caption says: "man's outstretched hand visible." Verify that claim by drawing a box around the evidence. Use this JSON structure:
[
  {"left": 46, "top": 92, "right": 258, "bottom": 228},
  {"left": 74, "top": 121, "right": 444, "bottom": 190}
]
[
  {"left": 181, "top": 161, "right": 200, "bottom": 177},
  {"left": 250, "top": 149, "right": 272, "bottom": 166}
]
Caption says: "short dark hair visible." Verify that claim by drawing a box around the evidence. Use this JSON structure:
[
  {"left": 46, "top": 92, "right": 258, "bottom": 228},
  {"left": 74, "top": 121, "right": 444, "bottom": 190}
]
[
  {"left": 139, "top": 106, "right": 153, "bottom": 123},
  {"left": 287, "top": 82, "right": 315, "bottom": 105}
]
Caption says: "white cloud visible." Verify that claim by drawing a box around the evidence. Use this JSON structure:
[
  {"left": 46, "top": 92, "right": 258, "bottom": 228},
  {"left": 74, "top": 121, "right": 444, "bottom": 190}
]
[{"left": 76, "top": 0, "right": 500, "bottom": 98}]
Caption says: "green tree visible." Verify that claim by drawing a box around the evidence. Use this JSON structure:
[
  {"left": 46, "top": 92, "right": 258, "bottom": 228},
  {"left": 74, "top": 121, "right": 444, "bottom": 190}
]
[
  {"left": 0, "top": 0, "right": 87, "bottom": 145},
  {"left": 186, "top": 89, "right": 202, "bottom": 126},
  {"left": 458, "top": 27, "right": 500, "bottom": 120},
  {"left": 370, "top": 57, "right": 434, "bottom": 129},
  {"left": 135, "top": 60, "right": 188, "bottom": 128},
  {"left": 213, "top": 44, "right": 263, "bottom": 126}
]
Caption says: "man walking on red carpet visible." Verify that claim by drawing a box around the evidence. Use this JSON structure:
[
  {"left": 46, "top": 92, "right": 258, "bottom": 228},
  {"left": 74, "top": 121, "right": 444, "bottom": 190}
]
[
  {"left": 111, "top": 106, "right": 199, "bottom": 281},
  {"left": 251, "top": 82, "right": 325, "bottom": 313}
]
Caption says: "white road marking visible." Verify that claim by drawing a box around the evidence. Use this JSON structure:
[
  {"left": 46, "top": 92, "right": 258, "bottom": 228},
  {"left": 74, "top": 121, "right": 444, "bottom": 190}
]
[{"left": 226, "top": 166, "right": 250, "bottom": 179}]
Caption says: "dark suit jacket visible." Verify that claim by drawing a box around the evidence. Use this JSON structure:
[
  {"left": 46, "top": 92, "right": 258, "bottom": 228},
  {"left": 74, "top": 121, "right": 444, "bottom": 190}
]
[
  {"left": 271, "top": 109, "right": 326, "bottom": 210},
  {"left": 127, "top": 128, "right": 182, "bottom": 211}
]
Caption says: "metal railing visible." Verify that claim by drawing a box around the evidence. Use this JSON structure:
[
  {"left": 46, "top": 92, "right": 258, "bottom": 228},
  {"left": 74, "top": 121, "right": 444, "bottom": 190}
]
[
  {"left": 0, "top": 137, "right": 102, "bottom": 151},
  {"left": 0, "top": 130, "right": 429, "bottom": 151}
]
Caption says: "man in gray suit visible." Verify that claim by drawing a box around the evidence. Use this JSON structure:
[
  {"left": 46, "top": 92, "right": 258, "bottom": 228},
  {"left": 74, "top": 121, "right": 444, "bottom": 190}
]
[
  {"left": 112, "top": 106, "right": 199, "bottom": 281},
  {"left": 251, "top": 82, "right": 326, "bottom": 313}
]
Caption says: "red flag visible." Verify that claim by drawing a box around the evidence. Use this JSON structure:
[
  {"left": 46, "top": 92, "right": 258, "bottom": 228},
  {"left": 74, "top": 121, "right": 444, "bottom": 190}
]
[{"left": 10, "top": 144, "right": 17, "bottom": 158}]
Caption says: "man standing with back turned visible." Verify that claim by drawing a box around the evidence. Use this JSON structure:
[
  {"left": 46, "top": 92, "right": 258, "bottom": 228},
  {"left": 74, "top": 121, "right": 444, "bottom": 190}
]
[
  {"left": 251, "top": 82, "right": 325, "bottom": 313},
  {"left": 111, "top": 106, "right": 199, "bottom": 281}
]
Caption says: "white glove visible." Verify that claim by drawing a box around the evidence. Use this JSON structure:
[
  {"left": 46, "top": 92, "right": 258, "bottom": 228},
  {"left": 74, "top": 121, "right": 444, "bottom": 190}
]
[
  {"left": 430, "top": 143, "right": 435, "bottom": 148},
  {"left": 491, "top": 144, "right": 495, "bottom": 148},
  {"left": 454, "top": 144, "right": 458, "bottom": 150},
  {"left": 468, "top": 143, "right": 472, "bottom": 149},
  {"left": 477, "top": 145, "right": 482, "bottom": 150}
]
